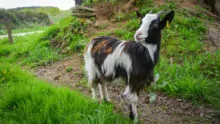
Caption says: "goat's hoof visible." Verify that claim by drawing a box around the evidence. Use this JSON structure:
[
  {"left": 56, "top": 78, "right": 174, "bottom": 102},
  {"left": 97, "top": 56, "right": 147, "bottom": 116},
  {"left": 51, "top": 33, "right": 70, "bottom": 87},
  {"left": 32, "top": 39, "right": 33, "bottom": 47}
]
[
  {"left": 154, "top": 73, "right": 160, "bottom": 83},
  {"left": 130, "top": 114, "right": 139, "bottom": 124},
  {"left": 121, "top": 94, "right": 129, "bottom": 102},
  {"left": 92, "top": 97, "right": 98, "bottom": 102},
  {"left": 133, "top": 118, "right": 139, "bottom": 124},
  {"left": 102, "top": 98, "right": 111, "bottom": 104}
]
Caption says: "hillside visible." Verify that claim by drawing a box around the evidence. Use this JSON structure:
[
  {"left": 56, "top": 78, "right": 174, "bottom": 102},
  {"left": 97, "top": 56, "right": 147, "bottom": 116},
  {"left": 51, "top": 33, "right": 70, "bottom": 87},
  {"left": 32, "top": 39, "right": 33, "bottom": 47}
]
[
  {"left": 10, "top": 6, "right": 61, "bottom": 16},
  {"left": 0, "top": 0, "right": 220, "bottom": 123},
  {"left": 0, "top": 6, "right": 71, "bottom": 35}
]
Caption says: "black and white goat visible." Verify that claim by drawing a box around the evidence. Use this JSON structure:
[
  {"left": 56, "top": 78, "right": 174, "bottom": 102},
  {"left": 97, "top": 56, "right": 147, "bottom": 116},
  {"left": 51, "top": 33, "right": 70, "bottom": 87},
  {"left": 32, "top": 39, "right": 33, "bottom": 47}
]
[{"left": 84, "top": 10, "right": 174, "bottom": 120}]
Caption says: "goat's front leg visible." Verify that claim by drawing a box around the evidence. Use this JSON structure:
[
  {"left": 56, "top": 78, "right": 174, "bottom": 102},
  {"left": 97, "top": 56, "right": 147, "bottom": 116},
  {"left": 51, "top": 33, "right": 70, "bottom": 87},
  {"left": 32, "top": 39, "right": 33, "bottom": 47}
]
[
  {"left": 154, "top": 73, "right": 160, "bottom": 83},
  {"left": 99, "top": 82, "right": 110, "bottom": 102}
]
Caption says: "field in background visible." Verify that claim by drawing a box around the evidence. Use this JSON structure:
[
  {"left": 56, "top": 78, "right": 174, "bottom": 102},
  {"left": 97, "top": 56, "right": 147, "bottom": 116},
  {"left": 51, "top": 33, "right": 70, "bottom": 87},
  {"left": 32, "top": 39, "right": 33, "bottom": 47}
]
[{"left": 0, "top": 7, "right": 71, "bottom": 35}]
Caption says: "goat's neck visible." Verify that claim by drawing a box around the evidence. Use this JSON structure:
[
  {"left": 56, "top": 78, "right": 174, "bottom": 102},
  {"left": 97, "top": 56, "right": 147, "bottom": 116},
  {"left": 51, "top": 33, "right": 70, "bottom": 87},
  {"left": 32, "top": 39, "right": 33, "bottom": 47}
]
[{"left": 142, "top": 36, "right": 161, "bottom": 64}]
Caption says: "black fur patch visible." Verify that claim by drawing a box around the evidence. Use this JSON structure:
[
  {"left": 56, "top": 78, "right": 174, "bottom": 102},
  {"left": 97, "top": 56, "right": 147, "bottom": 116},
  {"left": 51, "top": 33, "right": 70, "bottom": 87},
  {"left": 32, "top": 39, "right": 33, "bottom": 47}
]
[
  {"left": 129, "top": 104, "right": 135, "bottom": 120},
  {"left": 91, "top": 36, "right": 121, "bottom": 74},
  {"left": 123, "top": 41, "right": 155, "bottom": 93}
]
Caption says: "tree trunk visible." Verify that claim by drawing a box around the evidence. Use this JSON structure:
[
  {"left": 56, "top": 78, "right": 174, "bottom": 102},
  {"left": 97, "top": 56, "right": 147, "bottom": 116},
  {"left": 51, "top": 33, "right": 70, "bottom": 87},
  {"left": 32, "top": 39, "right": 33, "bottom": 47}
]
[{"left": 7, "top": 28, "right": 13, "bottom": 44}]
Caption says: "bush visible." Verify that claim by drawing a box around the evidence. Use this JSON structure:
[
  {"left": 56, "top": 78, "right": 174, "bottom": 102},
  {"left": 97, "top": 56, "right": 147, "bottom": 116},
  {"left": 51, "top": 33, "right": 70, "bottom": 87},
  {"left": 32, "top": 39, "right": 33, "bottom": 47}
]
[{"left": 39, "top": 16, "right": 88, "bottom": 53}]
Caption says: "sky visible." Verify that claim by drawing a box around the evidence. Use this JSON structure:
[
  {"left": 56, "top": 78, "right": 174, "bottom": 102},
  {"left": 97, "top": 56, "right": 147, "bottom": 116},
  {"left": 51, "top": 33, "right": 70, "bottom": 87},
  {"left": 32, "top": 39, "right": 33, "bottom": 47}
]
[{"left": 0, "top": 0, "right": 75, "bottom": 10}]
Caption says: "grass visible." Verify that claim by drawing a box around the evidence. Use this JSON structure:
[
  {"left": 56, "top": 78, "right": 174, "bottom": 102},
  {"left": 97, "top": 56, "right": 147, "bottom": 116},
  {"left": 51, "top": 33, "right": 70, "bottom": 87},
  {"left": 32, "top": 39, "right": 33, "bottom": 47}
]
[
  {"left": 0, "top": 33, "right": 62, "bottom": 67},
  {"left": 0, "top": 16, "right": 88, "bottom": 67},
  {"left": 0, "top": 63, "right": 130, "bottom": 123},
  {"left": 12, "top": 26, "right": 50, "bottom": 34}
]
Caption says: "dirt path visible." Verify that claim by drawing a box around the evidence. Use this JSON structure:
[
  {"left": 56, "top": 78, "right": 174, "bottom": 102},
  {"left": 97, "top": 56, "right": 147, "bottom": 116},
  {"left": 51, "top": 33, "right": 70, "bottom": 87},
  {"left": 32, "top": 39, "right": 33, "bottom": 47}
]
[{"left": 35, "top": 55, "right": 219, "bottom": 124}]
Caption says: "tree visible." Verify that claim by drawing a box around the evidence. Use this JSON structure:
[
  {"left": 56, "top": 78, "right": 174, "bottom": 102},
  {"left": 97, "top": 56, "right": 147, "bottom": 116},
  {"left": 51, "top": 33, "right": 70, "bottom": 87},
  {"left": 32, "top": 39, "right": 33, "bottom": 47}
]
[{"left": 0, "top": 9, "right": 18, "bottom": 44}]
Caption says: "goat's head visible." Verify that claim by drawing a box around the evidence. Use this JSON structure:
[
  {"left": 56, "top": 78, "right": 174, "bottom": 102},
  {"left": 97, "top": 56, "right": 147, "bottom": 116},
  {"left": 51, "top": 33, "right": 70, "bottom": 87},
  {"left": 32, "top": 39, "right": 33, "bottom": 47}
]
[{"left": 134, "top": 10, "right": 174, "bottom": 43}]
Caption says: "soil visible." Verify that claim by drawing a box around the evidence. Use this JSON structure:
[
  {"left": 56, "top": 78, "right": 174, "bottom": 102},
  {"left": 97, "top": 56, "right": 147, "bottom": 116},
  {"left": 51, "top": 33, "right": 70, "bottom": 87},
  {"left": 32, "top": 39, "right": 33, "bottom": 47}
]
[{"left": 35, "top": 56, "right": 220, "bottom": 124}]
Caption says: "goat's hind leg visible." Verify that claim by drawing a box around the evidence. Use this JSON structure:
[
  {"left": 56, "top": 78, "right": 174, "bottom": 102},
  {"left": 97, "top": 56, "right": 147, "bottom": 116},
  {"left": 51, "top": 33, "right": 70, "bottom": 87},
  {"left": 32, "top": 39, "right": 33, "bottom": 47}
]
[
  {"left": 87, "top": 74, "right": 98, "bottom": 100},
  {"left": 121, "top": 85, "right": 139, "bottom": 121},
  {"left": 129, "top": 92, "right": 139, "bottom": 122}
]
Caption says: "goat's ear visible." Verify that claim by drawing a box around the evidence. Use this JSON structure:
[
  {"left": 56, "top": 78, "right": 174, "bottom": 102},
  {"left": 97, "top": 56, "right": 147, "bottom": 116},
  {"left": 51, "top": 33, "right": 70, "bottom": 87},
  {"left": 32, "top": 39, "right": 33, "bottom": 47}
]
[
  {"left": 136, "top": 10, "right": 143, "bottom": 19},
  {"left": 159, "top": 10, "right": 174, "bottom": 29}
]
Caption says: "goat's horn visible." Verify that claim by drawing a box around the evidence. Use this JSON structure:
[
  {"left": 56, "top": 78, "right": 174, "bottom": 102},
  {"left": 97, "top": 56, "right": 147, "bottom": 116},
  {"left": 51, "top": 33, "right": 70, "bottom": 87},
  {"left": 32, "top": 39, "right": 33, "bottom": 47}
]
[
  {"left": 149, "top": 10, "right": 153, "bottom": 14},
  {"left": 156, "top": 11, "right": 166, "bottom": 17}
]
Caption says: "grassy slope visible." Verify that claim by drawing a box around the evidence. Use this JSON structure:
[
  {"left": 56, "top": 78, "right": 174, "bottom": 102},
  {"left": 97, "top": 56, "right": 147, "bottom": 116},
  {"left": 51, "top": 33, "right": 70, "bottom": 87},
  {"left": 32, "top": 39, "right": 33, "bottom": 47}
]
[
  {"left": 0, "top": 16, "right": 85, "bottom": 67},
  {"left": 0, "top": 64, "right": 130, "bottom": 123},
  {"left": 0, "top": 33, "right": 62, "bottom": 67},
  {"left": 0, "top": 1, "right": 219, "bottom": 123}
]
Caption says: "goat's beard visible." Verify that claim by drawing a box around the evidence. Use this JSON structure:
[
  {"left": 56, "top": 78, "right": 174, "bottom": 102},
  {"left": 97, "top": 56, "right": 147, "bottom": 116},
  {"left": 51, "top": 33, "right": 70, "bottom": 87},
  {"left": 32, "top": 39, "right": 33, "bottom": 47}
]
[{"left": 135, "top": 38, "right": 145, "bottom": 43}]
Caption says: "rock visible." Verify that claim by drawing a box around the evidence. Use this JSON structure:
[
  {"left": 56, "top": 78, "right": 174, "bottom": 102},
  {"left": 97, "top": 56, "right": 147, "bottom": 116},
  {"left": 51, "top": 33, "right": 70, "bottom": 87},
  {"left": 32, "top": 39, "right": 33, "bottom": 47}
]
[
  {"left": 208, "top": 27, "right": 220, "bottom": 48},
  {"left": 85, "top": 19, "right": 93, "bottom": 24},
  {"left": 215, "top": 0, "right": 220, "bottom": 16},
  {"left": 95, "top": 21, "right": 99, "bottom": 27},
  {"left": 204, "top": 0, "right": 220, "bottom": 16}
]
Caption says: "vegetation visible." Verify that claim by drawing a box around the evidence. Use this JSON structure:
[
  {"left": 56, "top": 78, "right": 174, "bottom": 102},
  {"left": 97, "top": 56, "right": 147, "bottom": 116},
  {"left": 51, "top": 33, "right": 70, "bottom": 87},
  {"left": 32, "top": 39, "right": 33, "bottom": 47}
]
[
  {"left": 0, "top": 15, "right": 131, "bottom": 123},
  {"left": 0, "top": 16, "right": 89, "bottom": 67},
  {"left": 39, "top": 16, "right": 88, "bottom": 54},
  {"left": 0, "top": 9, "right": 18, "bottom": 44},
  {"left": 0, "top": 64, "right": 130, "bottom": 123},
  {"left": 11, "top": 6, "right": 61, "bottom": 16},
  {"left": 0, "top": 8, "right": 51, "bottom": 35},
  {"left": 0, "top": 0, "right": 219, "bottom": 123},
  {"left": 0, "top": 33, "right": 61, "bottom": 67}
]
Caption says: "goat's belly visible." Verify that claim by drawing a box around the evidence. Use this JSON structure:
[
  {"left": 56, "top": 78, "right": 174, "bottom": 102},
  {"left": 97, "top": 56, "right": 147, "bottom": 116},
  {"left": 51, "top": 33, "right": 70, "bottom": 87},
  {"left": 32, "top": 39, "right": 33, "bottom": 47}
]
[{"left": 100, "top": 66, "right": 128, "bottom": 81}]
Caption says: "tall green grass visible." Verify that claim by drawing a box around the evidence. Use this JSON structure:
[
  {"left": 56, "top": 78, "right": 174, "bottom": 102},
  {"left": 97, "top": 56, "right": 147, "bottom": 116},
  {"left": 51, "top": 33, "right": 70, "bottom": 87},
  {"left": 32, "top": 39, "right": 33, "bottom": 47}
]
[
  {"left": 0, "top": 33, "right": 62, "bottom": 67},
  {"left": 0, "top": 63, "right": 130, "bottom": 123}
]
